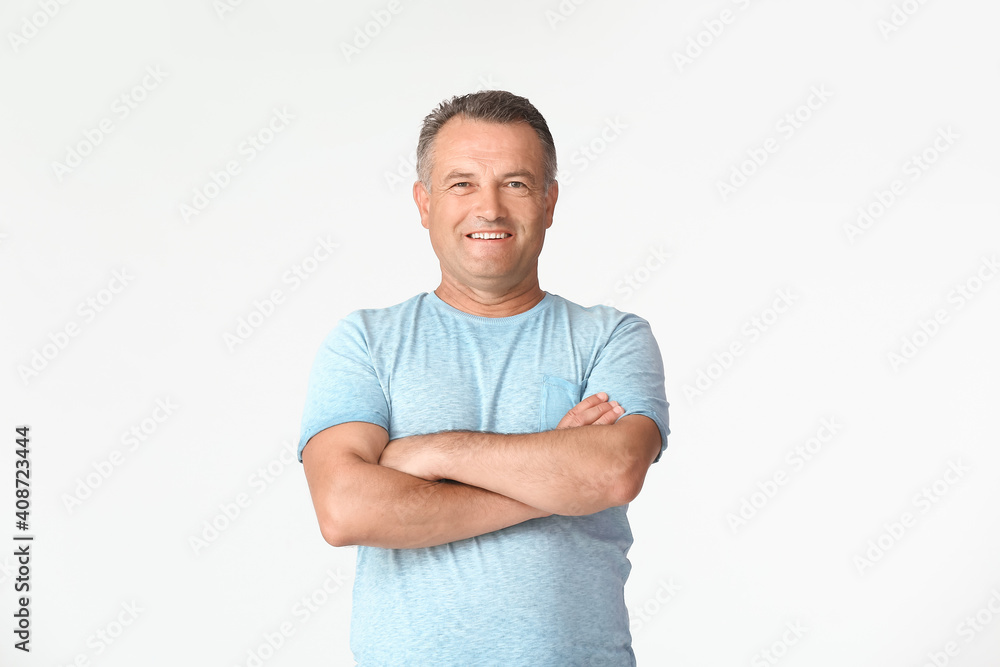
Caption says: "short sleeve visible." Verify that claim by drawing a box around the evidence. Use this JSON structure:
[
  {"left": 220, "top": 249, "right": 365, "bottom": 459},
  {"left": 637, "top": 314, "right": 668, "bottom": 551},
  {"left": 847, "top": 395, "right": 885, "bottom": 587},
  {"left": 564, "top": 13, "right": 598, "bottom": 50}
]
[
  {"left": 297, "top": 315, "right": 390, "bottom": 462},
  {"left": 583, "top": 315, "right": 670, "bottom": 463}
]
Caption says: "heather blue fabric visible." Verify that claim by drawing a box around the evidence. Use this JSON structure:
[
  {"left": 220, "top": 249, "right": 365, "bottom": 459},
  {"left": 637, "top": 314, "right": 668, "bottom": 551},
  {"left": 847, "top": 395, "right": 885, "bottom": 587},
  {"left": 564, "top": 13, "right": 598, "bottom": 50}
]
[{"left": 299, "top": 291, "right": 669, "bottom": 666}]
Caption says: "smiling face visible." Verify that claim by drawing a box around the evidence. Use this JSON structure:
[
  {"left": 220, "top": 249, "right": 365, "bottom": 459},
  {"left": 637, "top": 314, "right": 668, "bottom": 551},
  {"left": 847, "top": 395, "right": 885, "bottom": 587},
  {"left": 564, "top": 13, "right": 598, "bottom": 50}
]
[{"left": 413, "top": 116, "right": 558, "bottom": 300}]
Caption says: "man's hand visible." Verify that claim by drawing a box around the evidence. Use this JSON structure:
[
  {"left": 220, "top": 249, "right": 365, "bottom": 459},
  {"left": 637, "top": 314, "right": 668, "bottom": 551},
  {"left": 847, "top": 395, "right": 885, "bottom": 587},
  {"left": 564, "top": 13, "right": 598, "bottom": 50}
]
[
  {"left": 379, "top": 392, "right": 625, "bottom": 480},
  {"left": 557, "top": 392, "right": 624, "bottom": 429}
]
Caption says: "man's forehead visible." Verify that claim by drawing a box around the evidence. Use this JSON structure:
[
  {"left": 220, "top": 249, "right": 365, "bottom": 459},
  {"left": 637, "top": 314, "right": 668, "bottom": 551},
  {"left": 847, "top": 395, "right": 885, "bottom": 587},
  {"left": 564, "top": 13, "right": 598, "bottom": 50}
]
[{"left": 433, "top": 117, "right": 543, "bottom": 174}]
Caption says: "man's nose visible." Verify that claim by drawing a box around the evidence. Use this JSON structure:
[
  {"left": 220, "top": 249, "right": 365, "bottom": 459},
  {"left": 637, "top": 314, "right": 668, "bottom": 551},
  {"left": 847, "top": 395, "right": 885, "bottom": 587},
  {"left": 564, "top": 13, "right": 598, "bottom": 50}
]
[{"left": 474, "top": 185, "right": 506, "bottom": 221}]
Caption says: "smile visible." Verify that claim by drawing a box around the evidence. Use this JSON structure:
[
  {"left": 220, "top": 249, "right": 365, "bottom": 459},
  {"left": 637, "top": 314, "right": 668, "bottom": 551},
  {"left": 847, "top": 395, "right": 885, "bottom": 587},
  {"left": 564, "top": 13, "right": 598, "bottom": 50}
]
[{"left": 467, "top": 232, "right": 512, "bottom": 240}]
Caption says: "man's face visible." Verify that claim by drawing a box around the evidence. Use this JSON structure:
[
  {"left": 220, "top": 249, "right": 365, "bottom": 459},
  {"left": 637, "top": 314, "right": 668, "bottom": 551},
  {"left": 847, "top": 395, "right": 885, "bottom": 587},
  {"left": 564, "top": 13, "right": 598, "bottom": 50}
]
[{"left": 413, "top": 116, "right": 558, "bottom": 295}]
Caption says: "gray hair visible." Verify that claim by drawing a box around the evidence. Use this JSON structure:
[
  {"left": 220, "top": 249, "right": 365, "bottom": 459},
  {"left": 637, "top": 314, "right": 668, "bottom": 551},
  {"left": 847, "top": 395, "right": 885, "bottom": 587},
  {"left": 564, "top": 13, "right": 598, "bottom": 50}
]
[{"left": 416, "top": 90, "right": 557, "bottom": 192}]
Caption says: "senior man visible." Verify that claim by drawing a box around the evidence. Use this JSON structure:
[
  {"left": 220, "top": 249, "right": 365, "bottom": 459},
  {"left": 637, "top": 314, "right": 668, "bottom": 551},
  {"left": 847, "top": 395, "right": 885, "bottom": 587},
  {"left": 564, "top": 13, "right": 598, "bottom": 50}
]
[{"left": 299, "top": 90, "right": 670, "bottom": 666}]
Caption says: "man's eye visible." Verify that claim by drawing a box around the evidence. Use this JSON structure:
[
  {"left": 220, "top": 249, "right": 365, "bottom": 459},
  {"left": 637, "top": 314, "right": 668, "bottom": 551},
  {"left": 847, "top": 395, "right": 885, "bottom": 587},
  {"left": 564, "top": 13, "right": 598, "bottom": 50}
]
[{"left": 507, "top": 181, "right": 525, "bottom": 188}]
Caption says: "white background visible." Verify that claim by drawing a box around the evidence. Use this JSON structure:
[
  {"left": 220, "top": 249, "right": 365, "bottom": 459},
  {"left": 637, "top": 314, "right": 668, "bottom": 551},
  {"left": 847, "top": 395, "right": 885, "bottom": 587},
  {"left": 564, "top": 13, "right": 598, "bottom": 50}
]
[{"left": 2, "top": 1, "right": 999, "bottom": 665}]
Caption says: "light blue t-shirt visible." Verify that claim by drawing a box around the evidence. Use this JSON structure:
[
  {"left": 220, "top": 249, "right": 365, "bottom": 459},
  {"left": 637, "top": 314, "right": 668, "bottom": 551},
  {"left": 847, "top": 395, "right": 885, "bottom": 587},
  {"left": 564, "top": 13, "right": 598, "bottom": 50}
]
[{"left": 298, "top": 291, "right": 669, "bottom": 666}]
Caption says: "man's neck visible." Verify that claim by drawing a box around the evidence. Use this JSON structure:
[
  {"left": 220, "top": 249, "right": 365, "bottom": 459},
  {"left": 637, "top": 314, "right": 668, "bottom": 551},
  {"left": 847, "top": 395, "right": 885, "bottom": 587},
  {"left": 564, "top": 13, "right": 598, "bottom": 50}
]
[{"left": 433, "top": 280, "right": 546, "bottom": 318}]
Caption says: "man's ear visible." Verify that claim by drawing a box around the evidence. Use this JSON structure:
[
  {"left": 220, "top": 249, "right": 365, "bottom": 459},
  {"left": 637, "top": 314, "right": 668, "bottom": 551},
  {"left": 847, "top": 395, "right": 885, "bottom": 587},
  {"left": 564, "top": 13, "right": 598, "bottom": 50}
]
[
  {"left": 544, "top": 180, "right": 559, "bottom": 229},
  {"left": 413, "top": 180, "right": 431, "bottom": 230}
]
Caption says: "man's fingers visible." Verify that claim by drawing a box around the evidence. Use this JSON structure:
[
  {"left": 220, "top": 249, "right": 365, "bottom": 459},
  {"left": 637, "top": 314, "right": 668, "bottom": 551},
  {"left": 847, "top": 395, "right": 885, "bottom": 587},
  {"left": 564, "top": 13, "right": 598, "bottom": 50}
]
[
  {"left": 586, "top": 401, "right": 623, "bottom": 425},
  {"left": 556, "top": 392, "right": 625, "bottom": 429},
  {"left": 576, "top": 392, "right": 609, "bottom": 410},
  {"left": 574, "top": 402, "right": 614, "bottom": 425},
  {"left": 563, "top": 399, "right": 624, "bottom": 428},
  {"left": 595, "top": 402, "right": 624, "bottom": 424},
  {"left": 557, "top": 393, "right": 605, "bottom": 429}
]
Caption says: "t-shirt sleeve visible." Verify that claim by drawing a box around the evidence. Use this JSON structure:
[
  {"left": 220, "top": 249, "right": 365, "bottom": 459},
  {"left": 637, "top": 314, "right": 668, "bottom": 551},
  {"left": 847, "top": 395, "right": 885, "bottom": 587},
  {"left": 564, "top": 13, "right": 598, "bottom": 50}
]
[
  {"left": 297, "top": 314, "right": 390, "bottom": 462},
  {"left": 583, "top": 314, "right": 670, "bottom": 463}
]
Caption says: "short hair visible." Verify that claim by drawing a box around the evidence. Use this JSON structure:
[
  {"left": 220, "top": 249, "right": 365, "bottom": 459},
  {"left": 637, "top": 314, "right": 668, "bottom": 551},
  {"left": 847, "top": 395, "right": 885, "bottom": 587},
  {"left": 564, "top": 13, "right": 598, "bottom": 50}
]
[{"left": 416, "top": 90, "right": 557, "bottom": 191}]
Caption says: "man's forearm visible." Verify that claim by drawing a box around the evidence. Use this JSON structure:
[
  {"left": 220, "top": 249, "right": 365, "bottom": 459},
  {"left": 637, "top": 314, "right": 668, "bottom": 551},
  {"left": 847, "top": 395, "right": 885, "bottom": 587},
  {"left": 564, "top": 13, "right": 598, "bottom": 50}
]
[
  {"left": 387, "top": 416, "right": 658, "bottom": 516},
  {"left": 318, "top": 457, "right": 549, "bottom": 549}
]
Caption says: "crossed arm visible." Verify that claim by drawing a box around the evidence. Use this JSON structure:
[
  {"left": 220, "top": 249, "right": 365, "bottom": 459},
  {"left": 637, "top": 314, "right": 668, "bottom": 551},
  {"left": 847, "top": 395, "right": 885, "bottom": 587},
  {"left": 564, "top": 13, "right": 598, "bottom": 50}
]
[{"left": 301, "top": 393, "right": 661, "bottom": 550}]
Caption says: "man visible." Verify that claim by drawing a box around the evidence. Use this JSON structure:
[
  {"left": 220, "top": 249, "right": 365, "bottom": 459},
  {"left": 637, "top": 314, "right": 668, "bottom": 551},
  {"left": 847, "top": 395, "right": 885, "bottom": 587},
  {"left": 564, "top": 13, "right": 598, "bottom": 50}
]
[{"left": 298, "top": 90, "right": 670, "bottom": 665}]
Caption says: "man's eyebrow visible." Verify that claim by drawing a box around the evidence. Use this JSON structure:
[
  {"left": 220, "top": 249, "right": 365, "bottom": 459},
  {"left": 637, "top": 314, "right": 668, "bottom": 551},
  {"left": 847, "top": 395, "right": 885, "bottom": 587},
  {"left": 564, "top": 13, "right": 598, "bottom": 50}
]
[
  {"left": 442, "top": 170, "right": 476, "bottom": 181},
  {"left": 440, "top": 169, "right": 539, "bottom": 183}
]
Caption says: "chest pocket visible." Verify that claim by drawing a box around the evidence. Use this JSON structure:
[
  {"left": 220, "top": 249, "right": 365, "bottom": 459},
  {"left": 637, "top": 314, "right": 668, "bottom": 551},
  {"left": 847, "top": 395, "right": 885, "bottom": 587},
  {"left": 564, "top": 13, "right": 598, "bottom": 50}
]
[{"left": 539, "top": 374, "right": 585, "bottom": 431}]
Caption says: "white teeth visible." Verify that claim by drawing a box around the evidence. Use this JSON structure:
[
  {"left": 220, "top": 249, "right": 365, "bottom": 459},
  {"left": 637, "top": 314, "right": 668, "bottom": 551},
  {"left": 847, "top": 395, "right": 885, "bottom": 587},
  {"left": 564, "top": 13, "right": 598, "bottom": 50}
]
[{"left": 470, "top": 232, "right": 510, "bottom": 239}]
